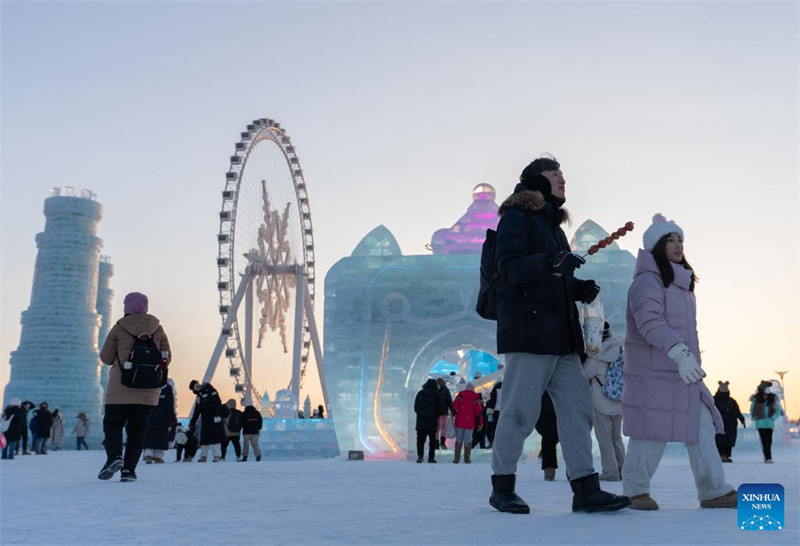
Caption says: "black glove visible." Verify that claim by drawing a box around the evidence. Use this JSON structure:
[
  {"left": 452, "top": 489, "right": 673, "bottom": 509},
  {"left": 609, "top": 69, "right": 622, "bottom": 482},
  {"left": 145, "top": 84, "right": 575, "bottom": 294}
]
[
  {"left": 551, "top": 252, "right": 585, "bottom": 277},
  {"left": 579, "top": 280, "right": 601, "bottom": 303}
]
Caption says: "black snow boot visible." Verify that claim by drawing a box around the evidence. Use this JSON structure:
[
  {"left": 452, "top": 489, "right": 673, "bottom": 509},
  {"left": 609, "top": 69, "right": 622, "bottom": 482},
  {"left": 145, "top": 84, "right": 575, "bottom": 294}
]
[
  {"left": 489, "top": 474, "right": 530, "bottom": 514},
  {"left": 570, "top": 473, "right": 631, "bottom": 513}
]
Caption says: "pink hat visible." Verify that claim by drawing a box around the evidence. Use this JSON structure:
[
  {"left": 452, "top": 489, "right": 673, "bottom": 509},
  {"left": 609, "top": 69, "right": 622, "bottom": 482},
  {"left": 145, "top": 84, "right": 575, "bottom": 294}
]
[{"left": 123, "top": 292, "right": 149, "bottom": 315}]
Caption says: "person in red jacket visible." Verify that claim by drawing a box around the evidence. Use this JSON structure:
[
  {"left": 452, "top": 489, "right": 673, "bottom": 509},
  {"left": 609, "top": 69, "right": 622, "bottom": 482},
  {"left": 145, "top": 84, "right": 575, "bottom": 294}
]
[{"left": 452, "top": 383, "right": 484, "bottom": 464}]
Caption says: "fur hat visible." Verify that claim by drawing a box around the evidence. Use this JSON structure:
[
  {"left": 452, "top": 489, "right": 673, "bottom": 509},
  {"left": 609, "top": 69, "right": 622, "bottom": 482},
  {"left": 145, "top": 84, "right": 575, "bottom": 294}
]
[
  {"left": 123, "top": 292, "right": 149, "bottom": 315},
  {"left": 189, "top": 379, "right": 199, "bottom": 391},
  {"left": 8, "top": 397, "right": 21, "bottom": 407},
  {"left": 717, "top": 380, "right": 730, "bottom": 393},
  {"left": 465, "top": 382, "right": 475, "bottom": 391},
  {"left": 642, "top": 213, "right": 684, "bottom": 252}
]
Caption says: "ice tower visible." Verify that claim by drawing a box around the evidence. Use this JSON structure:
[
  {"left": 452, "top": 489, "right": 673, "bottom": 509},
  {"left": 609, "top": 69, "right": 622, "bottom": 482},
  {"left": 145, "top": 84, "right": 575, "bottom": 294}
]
[
  {"left": 324, "top": 184, "right": 637, "bottom": 459},
  {"left": 3, "top": 187, "right": 106, "bottom": 448},
  {"left": 96, "top": 256, "right": 115, "bottom": 391}
]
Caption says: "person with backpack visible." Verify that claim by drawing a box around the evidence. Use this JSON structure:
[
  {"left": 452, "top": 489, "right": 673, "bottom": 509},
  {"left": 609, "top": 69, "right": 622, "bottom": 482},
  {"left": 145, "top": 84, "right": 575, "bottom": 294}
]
[
  {"left": 582, "top": 321, "right": 625, "bottom": 481},
  {"left": 72, "top": 413, "right": 91, "bottom": 450},
  {"left": 98, "top": 291, "right": 172, "bottom": 482},
  {"left": 622, "top": 215, "right": 735, "bottom": 510},
  {"left": 414, "top": 379, "right": 442, "bottom": 463},
  {"left": 452, "top": 383, "right": 483, "bottom": 463},
  {"left": 143, "top": 381, "right": 176, "bottom": 464},
  {"left": 713, "top": 381, "right": 745, "bottom": 463},
  {"left": 221, "top": 399, "right": 243, "bottom": 461},
  {"left": 188, "top": 380, "right": 228, "bottom": 462},
  {"left": 241, "top": 404, "right": 263, "bottom": 462},
  {"left": 487, "top": 155, "right": 629, "bottom": 514},
  {"left": 750, "top": 380, "right": 783, "bottom": 463}
]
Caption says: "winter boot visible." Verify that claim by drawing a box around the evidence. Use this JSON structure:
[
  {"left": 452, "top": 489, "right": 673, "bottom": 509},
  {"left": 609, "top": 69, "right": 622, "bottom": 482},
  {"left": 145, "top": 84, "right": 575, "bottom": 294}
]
[
  {"left": 256, "top": 454, "right": 261, "bottom": 462},
  {"left": 154, "top": 457, "right": 165, "bottom": 464},
  {"left": 464, "top": 445, "right": 472, "bottom": 464},
  {"left": 197, "top": 456, "right": 207, "bottom": 463},
  {"left": 544, "top": 467, "right": 556, "bottom": 481},
  {"left": 120, "top": 469, "right": 138, "bottom": 482},
  {"left": 440, "top": 437, "right": 447, "bottom": 450},
  {"left": 144, "top": 455, "right": 154, "bottom": 464},
  {"left": 630, "top": 493, "right": 659, "bottom": 511},
  {"left": 570, "top": 473, "right": 631, "bottom": 513},
  {"left": 212, "top": 456, "right": 221, "bottom": 462},
  {"left": 241, "top": 456, "right": 248, "bottom": 462},
  {"left": 416, "top": 456, "right": 424, "bottom": 463},
  {"left": 453, "top": 442, "right": 462, "bottom": 463},
  {"left": 700, "top": 490, "right": 737, "bottom": 509},
  {"left": 489, "top": 474, "right": 530, "bottom": 514}
]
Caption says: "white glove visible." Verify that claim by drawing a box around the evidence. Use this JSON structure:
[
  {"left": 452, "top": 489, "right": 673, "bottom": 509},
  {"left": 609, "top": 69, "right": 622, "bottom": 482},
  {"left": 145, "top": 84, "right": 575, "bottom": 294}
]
[{"left": 667, "top": 342, "right": 706, "bottom": 384}]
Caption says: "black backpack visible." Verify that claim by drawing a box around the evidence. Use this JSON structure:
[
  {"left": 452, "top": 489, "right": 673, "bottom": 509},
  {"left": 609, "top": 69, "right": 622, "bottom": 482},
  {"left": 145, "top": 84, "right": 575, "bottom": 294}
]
[
  {"left": 227, "top": 410, "right": 243, "bottom": 433},
  {"left": 119, "top": 327, "right": 167, "bottom": 389},
  {"left": 476, "top": 228, "right": 498, "bottom": 320}
]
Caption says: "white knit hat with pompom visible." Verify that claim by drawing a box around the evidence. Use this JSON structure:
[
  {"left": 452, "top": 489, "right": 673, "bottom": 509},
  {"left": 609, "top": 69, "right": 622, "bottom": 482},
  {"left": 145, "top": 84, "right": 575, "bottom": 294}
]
[{"left": 642, "top": 213, "right": 684, "bottom": 252}]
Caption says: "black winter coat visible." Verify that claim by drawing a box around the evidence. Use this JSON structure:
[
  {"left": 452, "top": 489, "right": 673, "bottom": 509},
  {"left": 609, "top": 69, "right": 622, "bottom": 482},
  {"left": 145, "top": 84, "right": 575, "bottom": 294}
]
[
  {"left": 189, "top": 383, "right": 229, "bottom": 446},
  {"left": 34, "top": 409, "right": 53, "bottom": 438},
  {"left": 242, "top": 406, "right": 263, "bottom": 435},
  {"left": 144, "top": 383, "right": 176, "bottom": 450},
  {"left": 495, "top": 190, "right": 593, "bottom": 356},
  {"left": 714, "top": 392, "right": 744, "bottom": 448},
  {"left": 437, "top": 385, "right": 454, "bottom": 416},
  {"left": 2, "top": 406, "right": 27, "bottom": 442},
  {"left": 414, "top": 379, "right": 442, "bottom": 432}
]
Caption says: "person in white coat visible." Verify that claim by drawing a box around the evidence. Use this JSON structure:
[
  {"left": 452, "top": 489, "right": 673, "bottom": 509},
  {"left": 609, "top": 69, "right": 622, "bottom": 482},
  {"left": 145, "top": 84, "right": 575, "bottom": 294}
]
[{"left": 582, "top": 322, "right": 625, "bottom": 481}]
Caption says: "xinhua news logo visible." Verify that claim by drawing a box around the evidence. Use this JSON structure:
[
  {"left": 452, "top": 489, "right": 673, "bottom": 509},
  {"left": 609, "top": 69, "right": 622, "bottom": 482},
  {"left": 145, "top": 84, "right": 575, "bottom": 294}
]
[{"left": 738, "top": 483, "right": 784, "bottom": 531}]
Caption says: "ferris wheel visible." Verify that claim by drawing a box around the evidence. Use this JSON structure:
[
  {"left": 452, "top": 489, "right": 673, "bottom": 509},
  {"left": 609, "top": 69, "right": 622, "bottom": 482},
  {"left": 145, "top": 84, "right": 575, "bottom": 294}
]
[{"left": 203, "top": 117, "right": 327, "bottom": 412}]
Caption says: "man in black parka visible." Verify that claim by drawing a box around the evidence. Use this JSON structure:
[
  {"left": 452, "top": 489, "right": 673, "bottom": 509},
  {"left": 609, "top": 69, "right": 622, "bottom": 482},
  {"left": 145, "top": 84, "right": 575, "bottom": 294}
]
[
  {"left": 414, "top": 379, "right": 442, "bottom": 463},
  {"left": 488, "top": 155, "right": 630, "bottom": 514}
]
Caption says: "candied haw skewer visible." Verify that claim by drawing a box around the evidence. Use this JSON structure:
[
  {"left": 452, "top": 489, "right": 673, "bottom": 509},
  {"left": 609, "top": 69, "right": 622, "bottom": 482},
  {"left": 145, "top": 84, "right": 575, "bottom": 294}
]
[{"left": 581, "top": 221, "right": 635, "bottom": 258}]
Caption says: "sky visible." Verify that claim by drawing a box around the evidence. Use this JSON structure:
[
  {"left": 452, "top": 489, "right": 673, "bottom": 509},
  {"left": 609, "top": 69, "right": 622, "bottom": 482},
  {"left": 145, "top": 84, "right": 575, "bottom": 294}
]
[
  {"left": 1, "top": 438, "right": 798, "bottom": 545},
  {"left": 1, "top": 1, "right": 798, "bottom": 417}
]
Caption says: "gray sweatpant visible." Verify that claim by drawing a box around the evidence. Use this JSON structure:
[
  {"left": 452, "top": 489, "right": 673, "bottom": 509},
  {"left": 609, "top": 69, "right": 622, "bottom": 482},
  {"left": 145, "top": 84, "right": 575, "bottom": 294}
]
[
  {"left": 491, "top": 352, "right": 595, "bottom": 481},
  {"left": 593, "top": 410, "right": 625, "bottom": 480},
  {"left": 622, "top": 405, "right": 733, "bottom": 501}
]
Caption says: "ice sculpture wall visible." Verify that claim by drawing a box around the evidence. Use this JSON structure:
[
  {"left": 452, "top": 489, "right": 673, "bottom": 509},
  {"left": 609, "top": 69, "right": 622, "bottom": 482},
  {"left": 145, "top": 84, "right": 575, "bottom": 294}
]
[
  {"left": 323, "top": 185, "right": 637, "bottom": 459},
  {"left": 3, "top": 188, "right": 106, "bottom": 448}
]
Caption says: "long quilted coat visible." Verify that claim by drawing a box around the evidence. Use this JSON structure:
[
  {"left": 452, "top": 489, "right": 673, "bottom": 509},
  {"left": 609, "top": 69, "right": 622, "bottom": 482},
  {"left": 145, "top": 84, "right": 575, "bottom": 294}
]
[{"left": 622, "top": 249, "right": 723, "bottom": 443}]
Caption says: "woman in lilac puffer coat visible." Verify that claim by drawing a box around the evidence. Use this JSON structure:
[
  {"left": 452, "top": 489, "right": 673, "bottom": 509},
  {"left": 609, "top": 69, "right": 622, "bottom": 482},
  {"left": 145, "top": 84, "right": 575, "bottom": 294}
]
[{"left": 621, "top": 214, "right": 736, "bottom": 511}]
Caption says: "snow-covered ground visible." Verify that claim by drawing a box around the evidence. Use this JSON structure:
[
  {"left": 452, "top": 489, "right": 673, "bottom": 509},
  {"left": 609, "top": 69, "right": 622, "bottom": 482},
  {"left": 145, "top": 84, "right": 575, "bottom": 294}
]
[{"left": 1, "top": 441, "right": 798, "bottom": 545}]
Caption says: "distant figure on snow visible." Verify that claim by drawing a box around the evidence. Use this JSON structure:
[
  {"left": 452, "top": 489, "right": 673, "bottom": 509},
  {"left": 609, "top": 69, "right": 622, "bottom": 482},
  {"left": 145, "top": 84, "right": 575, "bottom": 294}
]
[
  {"left": 73, "top": 413, "right": 91, "bottom": 450},
  {"left": 750, "top": 380, "right": 782, "bottom": 464}
]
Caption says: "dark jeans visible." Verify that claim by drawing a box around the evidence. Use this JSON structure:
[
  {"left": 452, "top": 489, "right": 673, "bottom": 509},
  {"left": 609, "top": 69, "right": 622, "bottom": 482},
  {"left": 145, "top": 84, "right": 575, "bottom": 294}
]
[
  {"left": 175, "top": 445, "right": 184, "bottom": 461},
  {"left": 2, "top": 440, "right": 18, "bottom": 459},
  {"left": 76, "top": 437, "right": 89, "bottom": 450},
  {"left": 103, "top": 404, "right": 153, "bottom": 472},
  {"left": 540, "top": 437, "right": 559, "bottom": 470},
  {"left": 33, "top": 436, "right": 48, "bottom": 454},
  {"left": 221, "top": 436, "right": 241, "bottom": 459},
  {"left": 416, "top": 430, "right": 437, "bottom": 461},
  {"left": 758, "top": 428, "right": 773, "bottom": 460}
]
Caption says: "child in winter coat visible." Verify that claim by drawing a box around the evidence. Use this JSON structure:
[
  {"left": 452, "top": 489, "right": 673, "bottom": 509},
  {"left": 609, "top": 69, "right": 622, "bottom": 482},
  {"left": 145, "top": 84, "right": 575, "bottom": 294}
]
[
  {"left": 452, "top": 383, "right": 483, "bottom": 463},
  {"left": 582, "top": 322, "right": 625, "bottom": 481},
  {"left": 173, "top": 424, "right": 188, "bottom": 462},
  {"left": 73, "top": 413, "right": 91, "bottom": 450},
  {"left": 750, "top": 380, "right": 783, "bottom": 463},
  {"left": 621, "top": 214, "right": 736, "bottom": 510}
]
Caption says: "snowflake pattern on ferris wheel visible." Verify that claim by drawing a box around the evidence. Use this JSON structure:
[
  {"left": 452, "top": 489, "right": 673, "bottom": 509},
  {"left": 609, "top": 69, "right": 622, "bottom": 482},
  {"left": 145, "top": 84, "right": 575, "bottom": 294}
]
[{"left": 212, "top": 118, "right": 317, "bottom": 407}]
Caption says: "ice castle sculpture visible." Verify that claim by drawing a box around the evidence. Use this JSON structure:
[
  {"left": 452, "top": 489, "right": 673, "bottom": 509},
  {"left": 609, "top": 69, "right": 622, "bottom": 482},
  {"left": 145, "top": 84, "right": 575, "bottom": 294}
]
[
  {"left": 3, "top": 188, "right": 107, "bottom": 448},
  {"left": 324, "top": 184, "right": 637, "bottom": 458}
]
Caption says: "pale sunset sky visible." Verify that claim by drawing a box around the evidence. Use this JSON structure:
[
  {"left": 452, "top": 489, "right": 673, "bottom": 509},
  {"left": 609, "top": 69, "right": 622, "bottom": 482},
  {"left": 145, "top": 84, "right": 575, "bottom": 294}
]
[{"left": 1, "top": 1, "right": 797, "bottom": 417}]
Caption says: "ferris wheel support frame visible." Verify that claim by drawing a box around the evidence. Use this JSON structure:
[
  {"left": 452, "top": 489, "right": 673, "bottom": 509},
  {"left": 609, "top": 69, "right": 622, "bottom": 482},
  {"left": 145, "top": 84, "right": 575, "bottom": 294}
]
[{"left": 203, "top": 261, "right": 330, "bottom": 419}]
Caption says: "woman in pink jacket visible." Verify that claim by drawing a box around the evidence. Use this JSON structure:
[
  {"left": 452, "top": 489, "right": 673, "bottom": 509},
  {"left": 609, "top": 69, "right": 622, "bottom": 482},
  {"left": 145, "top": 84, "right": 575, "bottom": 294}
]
[
  {"left": 452, "top": 383, "right": 483, "bottom": 464},
  {"left": 621, "top": 214, "right": 736, "bottom": 511}
]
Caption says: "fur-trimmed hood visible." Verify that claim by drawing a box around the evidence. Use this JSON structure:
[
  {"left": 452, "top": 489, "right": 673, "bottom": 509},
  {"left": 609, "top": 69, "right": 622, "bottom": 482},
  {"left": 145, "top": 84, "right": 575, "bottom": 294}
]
[{"left": 498, "top": 189, "right": 570, "bottom": 225}]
